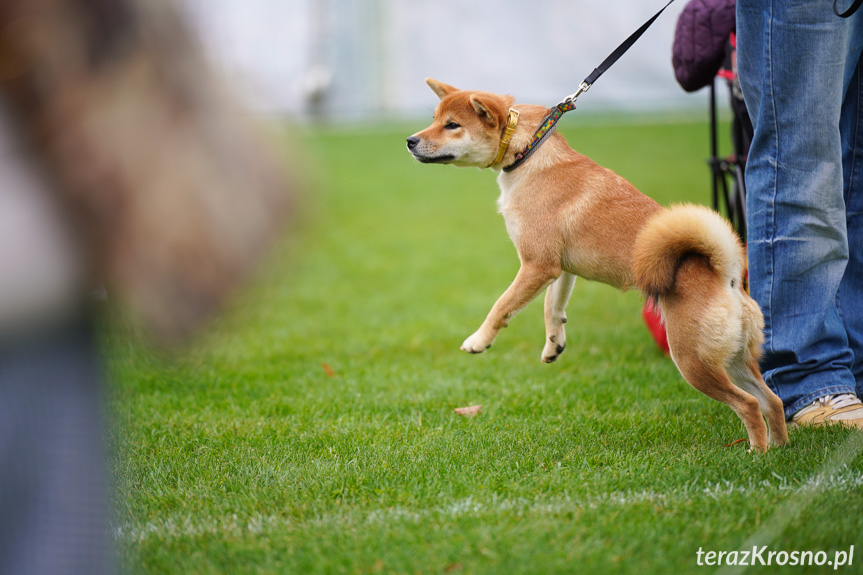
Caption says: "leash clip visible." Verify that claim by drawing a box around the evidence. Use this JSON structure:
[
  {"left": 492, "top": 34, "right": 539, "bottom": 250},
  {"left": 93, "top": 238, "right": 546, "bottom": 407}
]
[{"left": 563, "top": 81, "right": 591, "bottom": 105}]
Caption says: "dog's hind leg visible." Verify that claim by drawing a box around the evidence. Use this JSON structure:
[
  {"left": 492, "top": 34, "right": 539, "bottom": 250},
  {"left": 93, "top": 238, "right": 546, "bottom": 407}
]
[
  {"left": 673, "top": 352, "right": 771, "bottom": 451},
  {"left": 542, "top": 272, "right": 576, "bottom": 363},
  {"left": 727, "top": 356, "right": 789, "bottom": 447}
]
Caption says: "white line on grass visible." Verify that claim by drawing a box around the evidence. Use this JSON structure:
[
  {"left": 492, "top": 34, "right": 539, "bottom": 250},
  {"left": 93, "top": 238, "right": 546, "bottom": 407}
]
[
  {"left": 114, "top": 467, "right": 863, "bottom": 544},
  {"left": 712, "top": 430, "right": 863, "bottom": 575}
]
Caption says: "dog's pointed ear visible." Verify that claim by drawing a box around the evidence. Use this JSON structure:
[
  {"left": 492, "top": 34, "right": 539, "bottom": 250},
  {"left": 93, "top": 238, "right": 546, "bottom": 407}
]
[
  {"left": 426, "top": 78, "right": 458, "bottom": 99},
  {"left": 469, "top": 94, "right": 502, "bottom": 128}
]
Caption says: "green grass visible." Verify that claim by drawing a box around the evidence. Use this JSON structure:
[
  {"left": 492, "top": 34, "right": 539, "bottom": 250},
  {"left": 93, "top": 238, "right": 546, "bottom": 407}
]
[{"left": 107, "top": 116, "right": 863, "bottom": 574}]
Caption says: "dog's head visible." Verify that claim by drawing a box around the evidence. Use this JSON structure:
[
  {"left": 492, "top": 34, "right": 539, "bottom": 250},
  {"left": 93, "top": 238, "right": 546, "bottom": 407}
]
[{"left": 406, "top": 79, "right": 515, "bottom": 168}]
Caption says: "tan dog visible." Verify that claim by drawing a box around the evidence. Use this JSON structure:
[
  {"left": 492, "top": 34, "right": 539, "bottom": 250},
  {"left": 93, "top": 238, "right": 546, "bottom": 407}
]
[{"left": 406, "top": 78, "right": 788, "bottom": 451}]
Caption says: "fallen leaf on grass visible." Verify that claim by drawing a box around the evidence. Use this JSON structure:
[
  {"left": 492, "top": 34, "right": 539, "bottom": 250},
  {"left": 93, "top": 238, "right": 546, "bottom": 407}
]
[
  {"left": 321, "top": 363, "right": 336, "bottom": 377},
  {"left": 453, "top": 405, "right": 482, "bottom": 417}
]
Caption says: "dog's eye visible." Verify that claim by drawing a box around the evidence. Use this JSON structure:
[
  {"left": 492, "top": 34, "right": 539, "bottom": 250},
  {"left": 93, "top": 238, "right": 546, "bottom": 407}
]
[{"left": 444, "top": 122, "right": 461, "bottom": 130}]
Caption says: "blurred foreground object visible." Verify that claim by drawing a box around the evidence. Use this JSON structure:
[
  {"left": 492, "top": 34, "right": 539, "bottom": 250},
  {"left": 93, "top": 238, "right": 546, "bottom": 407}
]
[
  {"left": 0, "top": 1, "right": 295, "bottom": 574},
  {"left": 0, "top": 0, "right": 294, "bottom": 345}
]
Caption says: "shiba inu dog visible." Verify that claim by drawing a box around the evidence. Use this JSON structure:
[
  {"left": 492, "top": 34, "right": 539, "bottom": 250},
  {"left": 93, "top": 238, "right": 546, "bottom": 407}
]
[{"left": 406, "top": 78, "right": 788, "bottom": 451}]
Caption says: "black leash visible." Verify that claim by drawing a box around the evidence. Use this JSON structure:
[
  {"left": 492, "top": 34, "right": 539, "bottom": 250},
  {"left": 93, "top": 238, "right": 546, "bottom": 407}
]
[
  {"left": 835, "top": 0, "right": 863, "bottom": 17},
  {"left": 503, "top": 0, "right": 677, "bottom": 173}
]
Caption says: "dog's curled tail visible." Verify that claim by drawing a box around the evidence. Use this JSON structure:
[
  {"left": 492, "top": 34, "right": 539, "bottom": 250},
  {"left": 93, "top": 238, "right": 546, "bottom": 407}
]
[{"left": 632, "top": 204, "right": 745, "bottom": 300}]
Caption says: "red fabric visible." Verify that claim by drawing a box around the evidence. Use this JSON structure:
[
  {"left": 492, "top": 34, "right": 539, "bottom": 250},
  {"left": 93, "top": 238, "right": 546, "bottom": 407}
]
[{"left": 642, "top": 300, "right": 670, "bottom": 355}]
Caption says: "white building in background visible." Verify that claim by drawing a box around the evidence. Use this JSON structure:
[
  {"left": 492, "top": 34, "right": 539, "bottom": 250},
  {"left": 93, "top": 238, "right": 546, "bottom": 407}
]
[{"left": 179, "top": 0, "right": 714, "bottom": 120}]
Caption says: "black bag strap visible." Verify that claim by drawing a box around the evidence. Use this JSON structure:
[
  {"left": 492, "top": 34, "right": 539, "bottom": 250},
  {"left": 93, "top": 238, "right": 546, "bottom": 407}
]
[{"left": 834, "top": 0, "right": 863, "bottom": 17}]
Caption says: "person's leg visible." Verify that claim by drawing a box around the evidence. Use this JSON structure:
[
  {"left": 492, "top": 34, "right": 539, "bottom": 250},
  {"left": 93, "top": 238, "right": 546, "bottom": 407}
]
[
  {"left": 737, "top": 0, "right": 860, "bottom": 418},
  {"left": 840, "top": 48, "right": 863, "bottom": 392}
]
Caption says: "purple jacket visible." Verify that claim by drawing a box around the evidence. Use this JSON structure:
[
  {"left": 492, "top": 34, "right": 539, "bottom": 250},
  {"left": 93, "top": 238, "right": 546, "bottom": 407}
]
[{"left": 672, "top": 0, "right": 736, "bottom": 92}]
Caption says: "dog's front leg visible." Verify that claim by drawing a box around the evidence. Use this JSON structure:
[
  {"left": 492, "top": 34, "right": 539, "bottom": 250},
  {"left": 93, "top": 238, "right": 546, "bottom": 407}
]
[
  {"left": 541, "top": 272, "right": 576, "bottom": 363},
  {"left": 461, "top": 263, "right": 559, "bottom": 354}
]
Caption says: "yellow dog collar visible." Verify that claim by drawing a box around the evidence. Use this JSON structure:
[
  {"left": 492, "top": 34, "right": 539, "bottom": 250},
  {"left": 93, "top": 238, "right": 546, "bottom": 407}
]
[{"left": 492, "top": 108, "right": 519, "bottom": 167}]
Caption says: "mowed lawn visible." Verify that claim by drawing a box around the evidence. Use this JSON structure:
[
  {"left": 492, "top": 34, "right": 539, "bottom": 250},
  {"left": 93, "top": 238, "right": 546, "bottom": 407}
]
[{"left": 108, "top": 116, "right": 863, "bottom": 574}]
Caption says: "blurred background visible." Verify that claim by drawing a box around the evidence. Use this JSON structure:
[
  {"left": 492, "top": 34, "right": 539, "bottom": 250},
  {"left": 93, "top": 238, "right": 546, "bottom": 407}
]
[{"left": 178, "top": 0, "right": 712, "bottom": 120}]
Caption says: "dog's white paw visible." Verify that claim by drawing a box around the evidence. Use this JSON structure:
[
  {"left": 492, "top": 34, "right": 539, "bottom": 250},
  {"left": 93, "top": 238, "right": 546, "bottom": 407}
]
[
  {"left": 541, "top": 333, "right": 566, "bottom": 363},
  {"left": 461, "top": 331, "right": 493, "bottom": 354}
]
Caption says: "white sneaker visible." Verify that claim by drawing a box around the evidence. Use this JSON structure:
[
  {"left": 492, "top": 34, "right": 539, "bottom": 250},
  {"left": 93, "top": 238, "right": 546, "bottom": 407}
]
[{"left": 790, "top": 393, "right": 863, "bottom": 429}]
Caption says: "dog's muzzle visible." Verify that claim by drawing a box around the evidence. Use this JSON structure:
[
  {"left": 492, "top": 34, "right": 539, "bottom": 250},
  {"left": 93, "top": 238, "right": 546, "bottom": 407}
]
[{"left": 406, "top": 136, "right": 455, "bottom": 164}]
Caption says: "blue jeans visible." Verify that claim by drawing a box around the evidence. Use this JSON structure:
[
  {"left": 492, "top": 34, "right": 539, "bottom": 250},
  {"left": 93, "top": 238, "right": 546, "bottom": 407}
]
[
  {"left": 0, "top": 321, "right": 112, "bottom": 575},
  {"left": 737, "top": 0, "right": 863, "bottom": 418}
]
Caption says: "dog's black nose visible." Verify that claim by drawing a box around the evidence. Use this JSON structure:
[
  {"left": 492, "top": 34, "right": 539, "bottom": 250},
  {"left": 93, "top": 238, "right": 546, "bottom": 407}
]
[{"left": 406, "top": 136, "right": 420, "bottom": 150}]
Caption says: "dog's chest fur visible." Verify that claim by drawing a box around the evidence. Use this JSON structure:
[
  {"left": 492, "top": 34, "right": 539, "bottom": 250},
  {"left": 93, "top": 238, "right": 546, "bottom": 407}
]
[{"left": 496, "top": 177, "right": 522, "bottom": 245}]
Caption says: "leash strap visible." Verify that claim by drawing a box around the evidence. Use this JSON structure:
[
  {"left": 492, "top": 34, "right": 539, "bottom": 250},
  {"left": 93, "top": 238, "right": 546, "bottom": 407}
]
[
  {"left": 583, "top": 0, "right": 676, "bottom": 87},
  {"left": 503, "top": 100, "right": 577, "bottom": 172},
  {"left": 835, "top": 0, "right": 863, "bottom": 17},
  {"left": 504, "top": 0, "right": 676, "bottom": 173}
]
